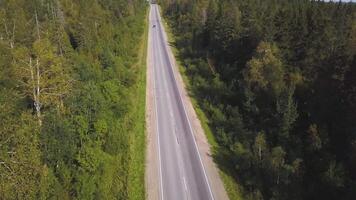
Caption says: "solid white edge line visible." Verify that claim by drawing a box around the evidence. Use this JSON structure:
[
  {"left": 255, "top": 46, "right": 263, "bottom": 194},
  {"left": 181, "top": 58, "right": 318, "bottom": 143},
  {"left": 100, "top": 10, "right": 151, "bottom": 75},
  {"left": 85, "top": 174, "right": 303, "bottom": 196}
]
[
  {"left": 154, "top": 5, "right": 215, "bottom": 200},
  {"left": 150, "top": 5, "right": 164, "bottom": 200}
]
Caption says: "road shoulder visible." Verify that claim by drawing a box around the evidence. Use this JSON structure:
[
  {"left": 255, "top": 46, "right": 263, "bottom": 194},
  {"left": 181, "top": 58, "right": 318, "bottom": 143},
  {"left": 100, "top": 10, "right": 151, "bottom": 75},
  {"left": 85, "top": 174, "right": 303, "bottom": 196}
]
[{"left": 145, "top": 6, "right": 160, "bottom": 200}]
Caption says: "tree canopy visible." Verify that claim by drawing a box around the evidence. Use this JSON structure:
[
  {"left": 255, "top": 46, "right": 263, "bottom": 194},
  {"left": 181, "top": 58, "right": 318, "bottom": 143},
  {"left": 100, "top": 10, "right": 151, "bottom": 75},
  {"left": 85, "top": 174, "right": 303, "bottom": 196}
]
[{"left": 0, "top": 0, "right": 147, "bottom": 199}]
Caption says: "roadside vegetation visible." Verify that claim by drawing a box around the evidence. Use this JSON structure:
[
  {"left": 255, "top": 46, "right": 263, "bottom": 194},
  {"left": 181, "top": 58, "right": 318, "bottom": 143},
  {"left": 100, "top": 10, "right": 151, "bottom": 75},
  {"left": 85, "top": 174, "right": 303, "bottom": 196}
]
[
  {"left": 0, "top": 0, "right": 147, "bottom": 199},
  {"left": 159, "top": 0, "right": 356, "bottom": 199}
]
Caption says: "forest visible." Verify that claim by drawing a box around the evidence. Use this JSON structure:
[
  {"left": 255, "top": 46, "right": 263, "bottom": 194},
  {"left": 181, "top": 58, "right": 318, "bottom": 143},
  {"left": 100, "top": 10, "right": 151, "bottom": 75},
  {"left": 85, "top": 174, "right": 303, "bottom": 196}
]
[
  {"left": 160, "top": 0, "right": 356, "bottom": 199},
  {"left": 0, "top": 0, "right": 147, "bottom": 199}
]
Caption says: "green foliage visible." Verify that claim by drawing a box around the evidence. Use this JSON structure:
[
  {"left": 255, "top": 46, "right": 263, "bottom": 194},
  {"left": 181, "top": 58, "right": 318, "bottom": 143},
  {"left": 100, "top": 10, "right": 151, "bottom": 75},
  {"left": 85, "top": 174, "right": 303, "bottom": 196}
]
[
  {"left": 0, "top": 99, "right": 42, "bottom": 199},
  {"left": 0, "top": 0, "right": 147, "bottom": 199},
  {"left": 244, "top": 42, "right": 285, "bottom": 96}
]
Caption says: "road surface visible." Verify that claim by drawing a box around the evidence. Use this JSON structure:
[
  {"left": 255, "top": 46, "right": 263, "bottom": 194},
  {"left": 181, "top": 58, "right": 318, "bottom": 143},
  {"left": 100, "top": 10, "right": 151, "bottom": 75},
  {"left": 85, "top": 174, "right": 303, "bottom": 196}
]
[{"left": 148, "top": 4, "right": 214, "bottom": 200}]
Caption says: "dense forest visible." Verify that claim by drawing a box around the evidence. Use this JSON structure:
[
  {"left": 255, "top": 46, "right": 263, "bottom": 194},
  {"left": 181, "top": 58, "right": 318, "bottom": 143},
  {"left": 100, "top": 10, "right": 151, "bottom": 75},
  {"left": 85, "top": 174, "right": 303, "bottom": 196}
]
[
  {"left": 0, "top": 0, "right": 147, "bottom": 199},
  {"left": 160, "top": 0, "right": 356, "bottom": 199}
]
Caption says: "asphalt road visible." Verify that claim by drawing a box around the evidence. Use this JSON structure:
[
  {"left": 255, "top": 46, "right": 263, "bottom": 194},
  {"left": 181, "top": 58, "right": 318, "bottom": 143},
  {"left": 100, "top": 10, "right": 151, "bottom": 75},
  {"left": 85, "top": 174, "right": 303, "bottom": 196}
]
[{"left": 148, "top": 4, "right": 214, "bottom": 200}]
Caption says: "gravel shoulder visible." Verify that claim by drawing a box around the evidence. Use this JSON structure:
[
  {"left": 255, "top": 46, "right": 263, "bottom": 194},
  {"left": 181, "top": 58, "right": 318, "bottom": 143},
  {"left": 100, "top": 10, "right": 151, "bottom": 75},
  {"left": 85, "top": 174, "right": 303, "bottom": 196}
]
[{"left": 145, "top": 8, "right": 159, "bottom": 199}]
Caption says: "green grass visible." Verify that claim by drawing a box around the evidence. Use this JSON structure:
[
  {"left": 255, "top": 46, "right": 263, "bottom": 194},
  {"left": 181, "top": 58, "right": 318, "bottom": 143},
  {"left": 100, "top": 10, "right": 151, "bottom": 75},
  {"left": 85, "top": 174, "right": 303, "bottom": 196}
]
[
  {"left": 126, "top": 6, "right": 149, "bottom": 200},
  {"left": 158, "top": 6, "right": 244, "bottom": 200}
]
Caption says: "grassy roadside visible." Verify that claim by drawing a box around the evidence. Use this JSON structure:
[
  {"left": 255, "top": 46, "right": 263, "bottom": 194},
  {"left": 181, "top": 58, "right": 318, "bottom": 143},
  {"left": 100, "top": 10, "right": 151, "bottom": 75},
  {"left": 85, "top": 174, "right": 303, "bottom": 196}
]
[
  {"left": 158, "top": 6, "right": 244, "bottom": 200},
  {"left": 127, "top": 6, "right": 149, "bottom": 200}
]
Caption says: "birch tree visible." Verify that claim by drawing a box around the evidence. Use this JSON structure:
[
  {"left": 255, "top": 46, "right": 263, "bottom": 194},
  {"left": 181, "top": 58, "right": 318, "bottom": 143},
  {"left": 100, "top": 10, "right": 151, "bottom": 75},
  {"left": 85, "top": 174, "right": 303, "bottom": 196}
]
[
  {"left": 13, "top": 38, "right": 71, "bottom": 125},
  {"left": 253, "top": 132, "right": 267, "bottom": 162}
]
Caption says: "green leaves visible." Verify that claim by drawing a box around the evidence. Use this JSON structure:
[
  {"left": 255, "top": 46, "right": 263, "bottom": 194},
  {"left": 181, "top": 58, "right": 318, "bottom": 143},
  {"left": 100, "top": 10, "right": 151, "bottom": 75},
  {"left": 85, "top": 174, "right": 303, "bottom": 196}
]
[
  {"left": 0, "top": 111, "right": 42, "bottom": 199},
  {"left": 244, "top": 42, "right": 285, "bottom": 96},
  {"left": 1, "top": 0, "right": 147, "bottom": 198},
  {"left": 33, "top": 38, "right": 71, "bottom": 107},
  {"left": 253, "top": 132, "right": 267, "bottom": 162}
]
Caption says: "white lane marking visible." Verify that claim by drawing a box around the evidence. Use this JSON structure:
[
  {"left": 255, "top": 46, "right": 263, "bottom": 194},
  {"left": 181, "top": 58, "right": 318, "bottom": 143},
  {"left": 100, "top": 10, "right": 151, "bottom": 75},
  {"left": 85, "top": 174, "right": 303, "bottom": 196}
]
[
  {"left": 150, "top": 5, "right": 164, "bottom": 200},
  {"left": 183, "top": 177, "right": 189, "bottom": 200},
  {"left": 175, "top": 127, "right": 179, "bottom": 145},
  {"left": 154, "top": 5, "right": 215, "bottom": 200}
]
